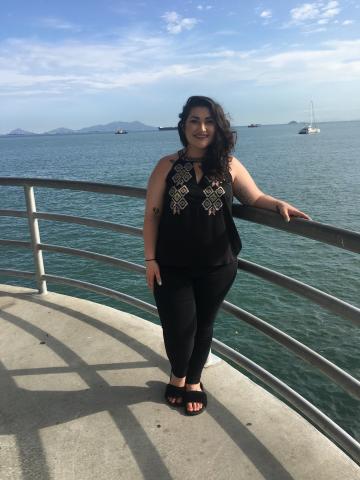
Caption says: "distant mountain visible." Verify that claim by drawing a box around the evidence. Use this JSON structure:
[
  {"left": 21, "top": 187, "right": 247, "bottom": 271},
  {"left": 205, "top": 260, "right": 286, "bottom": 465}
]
[
  {"left": 3, "top": 120, "right": 156, "bottom": 137},
  {"left": 7, "top": 128, "right": 37, "bottom": 136},
  {"left": 77, "top": 120, "right": 156, "bottom": 133},
  {"left": 44, "top": 127, "right": 75, "bottom": 135}
]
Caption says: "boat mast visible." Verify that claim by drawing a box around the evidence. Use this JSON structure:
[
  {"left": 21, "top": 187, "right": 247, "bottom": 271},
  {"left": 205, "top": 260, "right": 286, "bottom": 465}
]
[{"left": 310, "top": 100, "right": 316, "bottom": 127}]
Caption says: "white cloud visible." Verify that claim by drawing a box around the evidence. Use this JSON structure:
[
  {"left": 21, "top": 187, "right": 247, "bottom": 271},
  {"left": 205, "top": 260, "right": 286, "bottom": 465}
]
[
  {"left": 325, "top": 1, "right": 339, "bottom": 9},
  {"left": 200, "top": 49, "right": 258, "bottom": 59},
  {"left": 322, "top": 8, "right": 340, "bottom": 18},
  {"left": 1, "top": 35, "right": 360, "bottom": 99},
  {"left": 204, "top": 49, "right": 236, "bottom": 58},
  {"left": 260, "top": 39, "right": 360, "bottom": 83},
  {"left": 289, "top": 1, "right": 341, "bottom": 25},
  {"left": 342, "top": 20, "right": 354, "bottom": 25},
  {"left": 260, "top": 10, "right": 272, "bottom": 19},
  {"left": 197, "top": 4, "right": 212, "bottom": 10},
  {"left": 162, "top": 11, "right": 198, "bottom": 34},
  {"left": 38, "top": 17, "right": 81, "bottom": 32},
  {"left": 290, "top": 4, "right": 320, "bottom": 22},
  {"left": 0, "top": 35, "right": 207, "bottom": 96},
  {"left": 321, "top": 1, "right": 340, "bottom": 10},
  {"left": 303, "top": 26, "right": 327, "bottom": 34}
]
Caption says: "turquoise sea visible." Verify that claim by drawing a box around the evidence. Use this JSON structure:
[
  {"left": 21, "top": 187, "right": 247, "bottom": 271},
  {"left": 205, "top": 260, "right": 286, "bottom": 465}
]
[{"left": 0, "top": 121, "right": 359, "bottom": 440}]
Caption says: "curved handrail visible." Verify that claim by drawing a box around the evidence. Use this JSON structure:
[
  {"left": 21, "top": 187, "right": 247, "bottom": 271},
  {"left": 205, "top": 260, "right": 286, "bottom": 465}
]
[
  {"left": 41, "top": 243, "right": 145, "bottom": 274},
  {"left": 212, "top": 338, "right": 360, "bottom": 463},
  {"left": 238, "top": 258, "right": 360, "bottom": 326},
  {"left": 1, "top": 260, "right": 358, "bottom": 399},
  {"left": 0, "top": 177, "right": 359, "bottom": 252},
  {"left": 0, "top": 177, "right": 359, "bottom": 462},
  {"left": 221, "top": 300, "right": 360, "bottom": 398},
  {"left": 1, "top": 214, "right": 358, "bottom": 325},
  {"left": 233, "top": 204, "right": 360, "bottom": 254},
  {"left": 0, "top": 266, "right": 359, "bottom": 463},
  {"left": 0, "top": 177, "right": 146, "bottom": 198},
  {"left": 8, "top": 256, "right": 356, "bottom": 461}
]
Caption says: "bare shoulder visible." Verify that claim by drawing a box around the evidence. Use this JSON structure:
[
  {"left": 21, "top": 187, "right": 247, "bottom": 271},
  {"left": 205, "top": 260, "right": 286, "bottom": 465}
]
[
  {"left": 150, "top": 152, "right": 179, "bottom": 180},
  {"left": 229, "top": 155, "right": 244, "bottom": 168},
  {"left": 158, "top": 152, "right": 179, "bottom": 167},
  {"left": 228, "top": 155, "right": 262, "bottom": 204},
  {"left": 228, "top": 156, "right": 245, "bottom": 180}
]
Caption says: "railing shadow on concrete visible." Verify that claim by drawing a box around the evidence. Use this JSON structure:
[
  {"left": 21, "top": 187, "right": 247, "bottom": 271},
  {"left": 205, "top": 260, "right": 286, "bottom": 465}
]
[
  {"left": 0, "top": 177, "right": 359, "bottom": 464},
  {"left": 0, "top": 289, "right": 300, "bottom": 480}
]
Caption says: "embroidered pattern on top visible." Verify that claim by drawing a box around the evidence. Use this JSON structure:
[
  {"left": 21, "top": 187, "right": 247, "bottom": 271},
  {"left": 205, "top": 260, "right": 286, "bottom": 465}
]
[
  {"left": 169, "top": 185, "right": 189, "bottom": 214},
  {"left": 169, "top": 162, "right": 193, "bottom": 214},
  {"left": 169, "top": 162, "right": 226, "bottom": 216},
  {"left": 171, "top": 162, "right": 193, "bottom": 185},
  {"left": 201, "top": 176, "right": 225, "bottom": 215}
]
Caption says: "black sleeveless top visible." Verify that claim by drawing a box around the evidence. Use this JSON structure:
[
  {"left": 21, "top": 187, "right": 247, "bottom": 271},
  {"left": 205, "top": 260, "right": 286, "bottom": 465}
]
[{"left": 155, "top": 152, "right": 242, "bottom": 267}]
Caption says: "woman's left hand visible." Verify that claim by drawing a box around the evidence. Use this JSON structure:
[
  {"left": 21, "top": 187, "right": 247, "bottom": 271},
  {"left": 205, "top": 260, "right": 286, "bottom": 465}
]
[{"left": 275, "top": 201, "right": 311, "bottom": 222}]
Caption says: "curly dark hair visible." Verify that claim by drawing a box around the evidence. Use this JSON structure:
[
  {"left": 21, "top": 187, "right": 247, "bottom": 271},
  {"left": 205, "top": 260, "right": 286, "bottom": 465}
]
[{"left": 178, "top": 95, "right": 236, "bottom": 180}]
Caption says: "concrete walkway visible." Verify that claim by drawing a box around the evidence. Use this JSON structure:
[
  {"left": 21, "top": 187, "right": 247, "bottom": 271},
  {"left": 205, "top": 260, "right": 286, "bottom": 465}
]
[{"left": 0, "top": 284, "right": 359, "bottom": 480}]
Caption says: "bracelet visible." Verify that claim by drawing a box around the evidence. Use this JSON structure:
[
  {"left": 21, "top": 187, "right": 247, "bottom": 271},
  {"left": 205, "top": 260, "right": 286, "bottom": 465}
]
[{"left": 145, "top": 258, "right": 156, "bottom": 262}]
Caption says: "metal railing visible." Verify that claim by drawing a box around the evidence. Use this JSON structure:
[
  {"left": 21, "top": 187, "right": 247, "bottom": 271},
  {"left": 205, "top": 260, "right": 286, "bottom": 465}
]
[{"left": 0, "top": 177, "right": 359, "bottom": 463}]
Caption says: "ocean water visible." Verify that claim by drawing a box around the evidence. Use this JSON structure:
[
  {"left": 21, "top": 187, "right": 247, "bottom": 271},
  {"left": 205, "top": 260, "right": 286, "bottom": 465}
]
[{"left": 0, "top": 121, "right": 359, "bottom": 440}]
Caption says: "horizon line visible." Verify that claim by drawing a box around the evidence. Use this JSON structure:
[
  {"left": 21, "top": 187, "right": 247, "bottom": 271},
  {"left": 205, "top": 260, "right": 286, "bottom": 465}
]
[{"left": 1, "top": 118, "right": 360, "bottom": 137}]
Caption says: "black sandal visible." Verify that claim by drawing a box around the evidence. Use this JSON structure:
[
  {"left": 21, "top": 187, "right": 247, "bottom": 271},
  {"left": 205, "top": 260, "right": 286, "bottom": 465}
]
[
  {"left": 184, "top": 383, "right": 207, "bottom": 416},
  {"left": 164, "top": 383, "right": 185, "bottom": 407}
]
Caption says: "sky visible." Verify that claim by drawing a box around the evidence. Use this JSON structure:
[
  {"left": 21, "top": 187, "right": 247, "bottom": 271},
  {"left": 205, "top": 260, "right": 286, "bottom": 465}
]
[{"left": 1, "top": 0, "right": 360, "bottom": 133}]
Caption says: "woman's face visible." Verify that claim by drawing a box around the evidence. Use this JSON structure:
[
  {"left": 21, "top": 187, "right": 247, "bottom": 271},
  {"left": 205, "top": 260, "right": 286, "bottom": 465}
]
[{"left": 184, "top": 106, "right": 216, "bottom": 153}]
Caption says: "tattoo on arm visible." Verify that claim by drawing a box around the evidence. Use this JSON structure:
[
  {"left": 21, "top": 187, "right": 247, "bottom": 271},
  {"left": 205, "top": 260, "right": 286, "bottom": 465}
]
[
  {"left": 237, "top": 188, "right": 253, "bottom": 206},
  {"left": 153, "top": 207, "right": 160, "bottom": 216}
]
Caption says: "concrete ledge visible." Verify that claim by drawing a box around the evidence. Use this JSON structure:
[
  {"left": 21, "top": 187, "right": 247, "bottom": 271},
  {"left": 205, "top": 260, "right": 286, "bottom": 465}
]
[{"left": 0, "top": 284, "right": 359, "bottom": 480}]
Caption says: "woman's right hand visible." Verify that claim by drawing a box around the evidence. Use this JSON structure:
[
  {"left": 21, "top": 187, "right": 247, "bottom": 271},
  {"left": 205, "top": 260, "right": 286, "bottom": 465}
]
[{"left": 146, "top": 260, "right": 162, "bottom": 290}]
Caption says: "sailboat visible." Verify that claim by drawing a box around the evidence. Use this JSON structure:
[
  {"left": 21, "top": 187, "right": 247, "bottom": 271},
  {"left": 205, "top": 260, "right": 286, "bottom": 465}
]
[{"left": 298, "top": 101, "right": 320, "bottom": 134}]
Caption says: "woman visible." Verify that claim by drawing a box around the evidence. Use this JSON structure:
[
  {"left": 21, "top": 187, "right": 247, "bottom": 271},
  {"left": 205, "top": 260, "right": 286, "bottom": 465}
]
[{"left": 143, "top": 96, "right": 309, "bottom": 416}]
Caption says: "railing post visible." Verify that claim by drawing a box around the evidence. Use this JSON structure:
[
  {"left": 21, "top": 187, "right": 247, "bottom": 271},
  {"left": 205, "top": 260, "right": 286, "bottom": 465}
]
[{"left": 24, "top": 186, "right": 47, "bottom": 294}]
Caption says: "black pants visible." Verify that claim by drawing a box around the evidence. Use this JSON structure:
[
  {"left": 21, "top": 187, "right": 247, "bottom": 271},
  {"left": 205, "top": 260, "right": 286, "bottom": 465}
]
[{"left": 154, "top": 261, "right": 237, "bottom": 384}]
